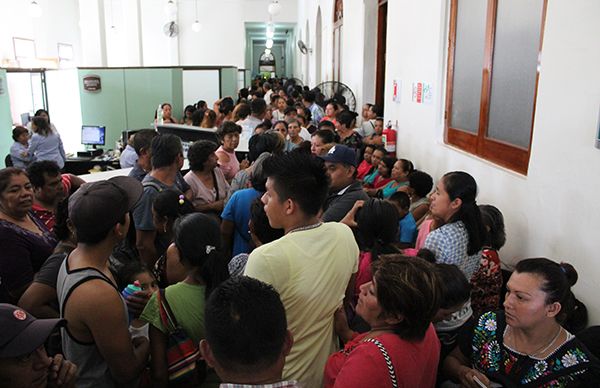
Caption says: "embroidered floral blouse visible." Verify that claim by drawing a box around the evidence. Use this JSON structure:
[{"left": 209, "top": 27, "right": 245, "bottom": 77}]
[{"left": 459, "top": 311, "right": 600, "bottom": 387}]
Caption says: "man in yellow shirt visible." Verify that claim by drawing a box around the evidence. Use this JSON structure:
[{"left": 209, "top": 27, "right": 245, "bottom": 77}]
[{"left": 244, "top": 152, "right": 359, "bottom": 387}]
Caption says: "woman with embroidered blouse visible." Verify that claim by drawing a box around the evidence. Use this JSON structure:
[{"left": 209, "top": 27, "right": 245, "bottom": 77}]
[
  {"left": 444, "top": 258, "right": 600, "bottom": 387},
  {"left": 325, "top": 255, "right": 442, "bottom": 388}
]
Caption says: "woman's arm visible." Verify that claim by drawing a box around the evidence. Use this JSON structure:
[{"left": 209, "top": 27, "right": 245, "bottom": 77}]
[
  {"left": 443, "top": 346, "right": 490, "bottom": 388},
  {"left": 57, "top": 134, "right": 66, "bottom": 162},
  {"left": 149, "top": 325, "right": 169, "bottom": 388}
]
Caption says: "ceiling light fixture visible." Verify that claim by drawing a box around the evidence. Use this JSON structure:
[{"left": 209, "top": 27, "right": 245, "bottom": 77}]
[
  {"left": 264, "top": 49, "right": 272, "bottom": 55},
  {"left": 29, "top": 0, "right": 42, "bottom": 18},
  {"left": 191, "top": 0, "right": 201, "bottom": 32},
  {"left": 265, "top": 39, "right": 274, "bottom": 49},
  {"left": 164, "top": 0, "right": 177, "bottom": 18},
  {"left": 267, "top": 1, "right": 281, "bottom": 16}
]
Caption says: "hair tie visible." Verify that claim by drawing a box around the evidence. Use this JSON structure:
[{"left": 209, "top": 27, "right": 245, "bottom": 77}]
[
  {"left": 178, "top": 194, "right": 185, "bottom": 205},
  {"left": 560, "top": 264, "right": 567, "bottom": 274},
  {"left": 205, "top": 245, "right": 216, "bottom": 254}
]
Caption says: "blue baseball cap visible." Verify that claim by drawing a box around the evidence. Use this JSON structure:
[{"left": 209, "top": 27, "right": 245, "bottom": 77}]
[{"left": 318, "top": 144, "right": 357, "bottom": 167}]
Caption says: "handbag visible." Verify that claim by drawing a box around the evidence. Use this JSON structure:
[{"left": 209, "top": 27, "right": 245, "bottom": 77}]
[
  {"left": 365, "top": 338, "right": 398, "bottom": 388},
  {"left": 156, "top": 289, "right": 205, "bottom": 386}
]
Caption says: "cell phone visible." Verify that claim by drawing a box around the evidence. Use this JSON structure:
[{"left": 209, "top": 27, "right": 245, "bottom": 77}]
[{"left": 472, "top": 375, "right": 486, "bottom": 388}]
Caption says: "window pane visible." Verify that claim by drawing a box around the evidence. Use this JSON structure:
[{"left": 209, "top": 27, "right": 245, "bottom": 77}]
[
  {"left": 450, "top": 0, "right": 488, "bottom": 133},
  {"left": 487, "top": 0, "right": 544, "bottom": 148}
]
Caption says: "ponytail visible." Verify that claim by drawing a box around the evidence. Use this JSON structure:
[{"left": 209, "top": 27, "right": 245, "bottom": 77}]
[
  {"left": 200, "top": 248, "right": 230, "bottom": 297},
  {"left": 173, "top": 213, "right": 229, "bottom": 298},
  {"left": 442, "top": 171, "right": 486, "bottom": 255}
]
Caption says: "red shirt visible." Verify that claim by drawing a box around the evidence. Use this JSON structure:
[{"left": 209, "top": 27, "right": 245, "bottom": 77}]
[
  {"left": 324, "top": 326, "right": 440, "bottom": 388},
  {"left": 356, "top": 160, "right": 373, "bottom": 180},
  {"left": 373, "top": 175, "right": 392, "bottom": 189},
  {"left": 30, "top": 204, "right": 55, "bottom": 233}
]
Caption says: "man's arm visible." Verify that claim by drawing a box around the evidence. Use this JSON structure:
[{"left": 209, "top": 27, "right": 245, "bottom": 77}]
[
  {"left": 70, "top": 280, "right": 149, "bottom": 384},
  {"left": 18, "top": 282, "right": 59, "bottom": 318}
]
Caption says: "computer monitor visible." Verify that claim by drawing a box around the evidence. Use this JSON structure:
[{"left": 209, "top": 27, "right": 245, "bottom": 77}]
[{"left": 81, "top": 125, "right": 106, "bottom": 148}]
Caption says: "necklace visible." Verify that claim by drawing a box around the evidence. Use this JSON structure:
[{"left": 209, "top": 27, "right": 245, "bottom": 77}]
[
  {"left": 508, "top": 325, "right": 563, "bottom": 357},
  {"left": 287, "top": 221, "right": 322, "bottom": 234}
]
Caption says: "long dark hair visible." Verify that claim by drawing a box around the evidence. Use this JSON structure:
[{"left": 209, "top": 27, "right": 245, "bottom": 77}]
[
  {"left": 173, "top": 213, "right": 229, "bottom": 297},
  {"left": 442, "top": 171, "right": 486, "bottom": 255}
]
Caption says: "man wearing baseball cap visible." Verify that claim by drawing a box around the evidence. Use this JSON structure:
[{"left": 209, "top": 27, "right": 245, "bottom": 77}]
[
  {"left": 56, "top": 176, "right": 149, "bottom": 387},
  {"left": 319, "top": 144, "right": 368, "bottom": 222},
  {"left": 0, "top": 303, "right": 77, "bottom": 388}
]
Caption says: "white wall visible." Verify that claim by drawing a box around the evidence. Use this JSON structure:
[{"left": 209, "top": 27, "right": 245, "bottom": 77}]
[
  {"left": 0, "top": 0, "right": 82, "bottom": 66},
  {"left": 381, "top": 0, "right": 600, "bottom": 323},
  {"left": 297, "top": 0, "right": 600, "bottom": 324},
  {"left": 295, "top": 0, "right": 377, "bottom": 110}
]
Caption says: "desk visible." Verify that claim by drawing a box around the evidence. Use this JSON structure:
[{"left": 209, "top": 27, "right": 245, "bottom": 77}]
[
  {"left": 80, "top": 160, "right": 190, "bottom": 182},
  {"left": 64, "top": 157, "right": 120, "bottom": 175}
]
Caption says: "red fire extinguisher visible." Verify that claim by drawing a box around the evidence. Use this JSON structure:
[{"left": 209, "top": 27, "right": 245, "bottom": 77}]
[{"left": 382, "top": 120, "right": 396, "bottom": 154}]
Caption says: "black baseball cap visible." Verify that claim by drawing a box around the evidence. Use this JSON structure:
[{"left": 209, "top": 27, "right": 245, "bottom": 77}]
[
  {"left": 68, "top": 176, "right": 143, "bottom": 237},
  {"left": 0, "top": 304, "right": 65, "bottom": 357}
]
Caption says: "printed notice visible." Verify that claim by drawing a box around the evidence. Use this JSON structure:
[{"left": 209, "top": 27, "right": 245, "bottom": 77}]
[{"left": 412, "top": 82, "right": 433, "bottom": 104}]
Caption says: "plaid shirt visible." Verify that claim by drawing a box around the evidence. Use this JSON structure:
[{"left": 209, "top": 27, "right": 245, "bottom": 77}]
[
  {"left": 423, "top": 221, "right": 481, "bottom": 278},
  {"left": 220, "top": 380, "right": 301, "bottom": 388}
]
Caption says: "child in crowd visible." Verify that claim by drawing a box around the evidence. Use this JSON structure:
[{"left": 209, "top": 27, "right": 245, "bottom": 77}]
[
  {"left": 271, "top": 95, "right": 287, "bottom": 122},
  {"left": 387, "top": 191, "right": 417, "bottom": 248},
  {"left": 141, "top": 213, "right": 230, "bottom": 386},
  {"left": 9, "top": 126, "right": 30, "bottom": 169},
  {"left": 228, "top": 198, "right": 285, "bottom": 277},
  {"left": 356, "top": 144, "right": 375, "bottom": 180},
  {"left": 432, "top": 263, "right": 472, "bottom": 375},
  {"left": 470, "top": 204, "right": 506, "bottom": 315},
  {"left": 121, "top": 261, "right": 159, "bottom": 339},
  {"left": 406, "top": 170, "right": 434, "bottom": 227},
  {"left": 151, "top": 189, "right": 195, "bottom": 288},
  {"left": 340, "top": 199, "right": 399, "bottom": 319}
]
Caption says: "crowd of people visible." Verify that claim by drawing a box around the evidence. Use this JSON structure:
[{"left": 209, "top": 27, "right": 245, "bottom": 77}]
[{"left": 1, "top": 77, "right": 599, "bottom": 387}]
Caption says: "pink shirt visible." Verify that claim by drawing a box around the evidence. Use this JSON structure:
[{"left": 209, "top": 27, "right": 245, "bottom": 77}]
[{"left": 216, "top": 146, "right": 240, "bottom": 181}]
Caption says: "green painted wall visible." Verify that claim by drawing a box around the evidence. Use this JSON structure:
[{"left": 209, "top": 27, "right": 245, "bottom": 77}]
[
  {"left": 0, "top": 70, "right": 12, "bottom": 160},
  {"left": 220, "top": 67, "right": 238, "bottom": 99},
  {"left": 124, "top": 68, "right": 183, "bottom": 129},
  {"left": 79, "top": 69, "right": 127, "bottom": 151},
  {"left": 79, "top": 68, "right": 184, "bottom": 151}
]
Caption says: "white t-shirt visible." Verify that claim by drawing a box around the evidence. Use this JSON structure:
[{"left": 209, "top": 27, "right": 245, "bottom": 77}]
[{"left": 244, "top": 222, "right": 359, "bottom": 387}]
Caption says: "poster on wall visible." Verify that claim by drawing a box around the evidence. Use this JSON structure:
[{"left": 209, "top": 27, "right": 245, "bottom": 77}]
[
  {"left": 411, "top": 82, "right": 433, "bottom": 105},
  {"left": 83, "top": 75, "right": 101, "bottom": 92},
  {"left": 392, "top": 80, "right": 401, "bottom": 103}
]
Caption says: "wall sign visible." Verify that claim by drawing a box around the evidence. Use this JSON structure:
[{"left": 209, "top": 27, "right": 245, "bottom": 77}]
[
  {"left": 392, "top": 80, "right": 401, "bottom": 103},
  {"left": 411, "top": 82, "right": 433, "bottom": 105},
  {"left": 83, "top": 75, "right": 101, "bottom": 92}
]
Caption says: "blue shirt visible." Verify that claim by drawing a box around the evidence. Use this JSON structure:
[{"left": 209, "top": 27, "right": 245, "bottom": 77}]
[
  {"left": 221, "top": 188, "right": 261, "bottom": 256},
  {"left": 119, "top": 144, "right": 138, "bottom": 168},
  {"left": 29, "top": 132, "right": 66, "bottom": 169},
  {"left": 398, "top": 212, "right": 417, "bottom": 244},
  {"left": 10, "top": 142, "right": 31, "bottom": 169}
]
